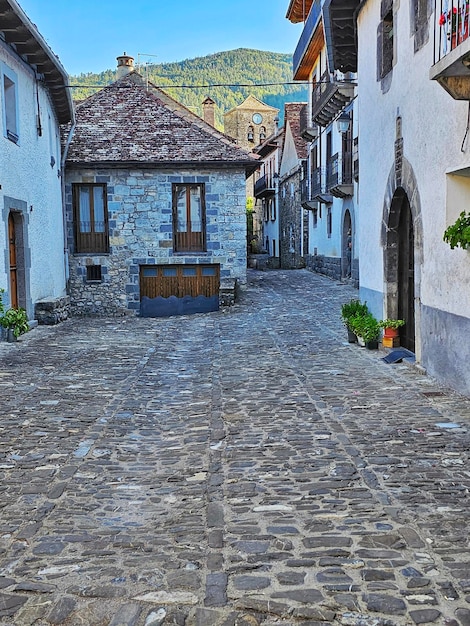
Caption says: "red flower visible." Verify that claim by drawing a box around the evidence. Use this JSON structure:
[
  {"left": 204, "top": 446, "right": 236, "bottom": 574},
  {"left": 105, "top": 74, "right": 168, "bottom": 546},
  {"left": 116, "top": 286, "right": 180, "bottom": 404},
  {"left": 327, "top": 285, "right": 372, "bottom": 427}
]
[
  {"left": 453, "top": 6, "right": 458, "bottom": 13},
  {"left": 439, "top": 12, "right": 446, "bottom": 24}
]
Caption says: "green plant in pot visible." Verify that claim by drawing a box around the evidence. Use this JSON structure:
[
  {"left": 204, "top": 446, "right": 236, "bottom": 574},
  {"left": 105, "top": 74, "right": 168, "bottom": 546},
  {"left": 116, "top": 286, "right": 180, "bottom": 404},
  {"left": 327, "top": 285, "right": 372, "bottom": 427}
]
[
  {"left": 351, "top": 313, "right": 381, "bottom": 348},
  {"left": 341, "top": 299, "right": 369, "bottom": 342},
  {"left": 0, "top": 307, "right": 29, "bottom": 341},
  {"left": 379, "top": 318, "right": 405, "bottom": 335},
  {"left": 443, "top": 211, "right": 470, "bottom": 250}
]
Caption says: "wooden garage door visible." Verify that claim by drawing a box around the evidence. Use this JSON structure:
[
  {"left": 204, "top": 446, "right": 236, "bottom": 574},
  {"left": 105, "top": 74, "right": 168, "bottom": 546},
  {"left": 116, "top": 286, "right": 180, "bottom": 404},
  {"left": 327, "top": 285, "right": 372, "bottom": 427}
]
[{"left": 140, "top": 264, "right": 220, "bottom": 317}]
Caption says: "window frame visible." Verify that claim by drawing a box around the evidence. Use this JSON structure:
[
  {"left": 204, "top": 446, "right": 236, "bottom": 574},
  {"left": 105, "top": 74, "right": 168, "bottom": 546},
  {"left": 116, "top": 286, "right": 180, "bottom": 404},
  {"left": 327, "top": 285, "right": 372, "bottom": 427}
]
[
  {"left": 72, "top": 183, "right": 109, "bottom": 254},
  {"left": 1, "top": 64, "right": 19, "bottom": 144},
  {"left": 172, "top": 183, "right": 207, "bottom": 253},
  {"left": 378, "top": 0, "right": 395, "bottom": 80}
]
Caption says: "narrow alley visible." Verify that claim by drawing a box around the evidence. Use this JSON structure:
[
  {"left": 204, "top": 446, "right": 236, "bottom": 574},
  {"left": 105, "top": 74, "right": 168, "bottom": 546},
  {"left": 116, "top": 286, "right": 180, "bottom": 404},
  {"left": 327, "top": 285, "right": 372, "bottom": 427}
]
[{"left": 0, "top": 270, "right": 468, "bottom": 626}]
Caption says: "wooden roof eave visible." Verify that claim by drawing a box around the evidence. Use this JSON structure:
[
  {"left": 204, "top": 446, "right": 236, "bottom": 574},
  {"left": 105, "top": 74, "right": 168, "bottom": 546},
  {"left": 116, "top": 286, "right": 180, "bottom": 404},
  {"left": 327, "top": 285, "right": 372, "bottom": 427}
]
[
  {"left": 293, "top": 20, "right": 325, "bottom": 81},
  {"left": 66, "top": 159, "right": 259, "bottom": 172},
  {"left": 286, "top": 0, "right": 314, "bottom": 23},
  {"left": 0, "top": 0, "right": 73, "bottom": 124}
]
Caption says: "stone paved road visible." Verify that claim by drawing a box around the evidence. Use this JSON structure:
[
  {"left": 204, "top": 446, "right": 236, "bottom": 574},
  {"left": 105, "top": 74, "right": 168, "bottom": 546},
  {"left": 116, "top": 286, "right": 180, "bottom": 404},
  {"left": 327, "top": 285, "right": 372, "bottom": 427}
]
[{"left": 0, "top": 269, "right": 469, "bottom": 626}]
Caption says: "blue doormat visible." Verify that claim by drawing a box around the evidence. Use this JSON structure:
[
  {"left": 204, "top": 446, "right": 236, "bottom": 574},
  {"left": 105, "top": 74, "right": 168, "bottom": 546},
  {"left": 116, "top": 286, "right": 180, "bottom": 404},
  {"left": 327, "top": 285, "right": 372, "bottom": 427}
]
[{"left": 382, "top": 348, "right": 415, "bottom": 364}]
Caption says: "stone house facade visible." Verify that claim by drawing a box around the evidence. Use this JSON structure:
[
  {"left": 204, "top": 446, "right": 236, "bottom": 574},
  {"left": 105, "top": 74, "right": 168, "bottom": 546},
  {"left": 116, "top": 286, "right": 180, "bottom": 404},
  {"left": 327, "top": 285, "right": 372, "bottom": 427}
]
[
  {"left": 278, "top": 103, "right": 308, "bottom": 269},
  {"left": 0, "top": 0, "right": 73, "bottom": 323},
  {"left": 224, "top": 95, "right": 279, "bottom": 243},
  {"left": 64, "top": 61, "right": 257, "bottom": 317}
]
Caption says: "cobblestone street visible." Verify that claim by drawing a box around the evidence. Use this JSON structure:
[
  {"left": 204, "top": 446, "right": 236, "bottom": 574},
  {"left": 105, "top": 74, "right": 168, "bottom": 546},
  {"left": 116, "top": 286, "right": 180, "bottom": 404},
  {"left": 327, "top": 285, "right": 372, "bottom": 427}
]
[{"left": 0, "top": 269, "right": 469, "bottom": 626}]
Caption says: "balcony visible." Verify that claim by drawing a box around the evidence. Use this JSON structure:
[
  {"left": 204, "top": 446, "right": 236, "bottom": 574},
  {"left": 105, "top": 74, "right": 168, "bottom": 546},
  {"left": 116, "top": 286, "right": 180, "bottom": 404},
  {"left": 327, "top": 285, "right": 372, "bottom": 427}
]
[
  {"left": 292, "top": 0, "right": 323, "bottom": 80},
  {"left": 430, "top": 0, "right": 470, "bottom": 98},
  {"left": 327, "top": 152, "right": 354, "bottom": 198},
  {"left": 312, "top": 72, "right": 356, "bottom": 127},
  {"left": 311, "top": 166, "right": 333, "bottom": 204},
  {"left": 254, "top": 174, "right": 276, "bottom": 198},
  {"left": 299, "top": 105, "right": 319, "bottom": 141}
]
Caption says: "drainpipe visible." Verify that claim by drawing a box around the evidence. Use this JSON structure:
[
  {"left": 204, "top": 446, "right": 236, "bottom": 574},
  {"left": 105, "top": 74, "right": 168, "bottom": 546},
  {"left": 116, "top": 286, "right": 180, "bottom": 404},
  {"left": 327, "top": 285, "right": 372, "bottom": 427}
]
[{"left": 60, "top": 119, "right": 76, "bottom": 293}]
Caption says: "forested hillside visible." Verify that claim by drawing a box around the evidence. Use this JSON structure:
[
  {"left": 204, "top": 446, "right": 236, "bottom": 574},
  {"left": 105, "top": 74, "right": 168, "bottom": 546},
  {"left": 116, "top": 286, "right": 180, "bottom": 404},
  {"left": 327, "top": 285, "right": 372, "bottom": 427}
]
[{"left": 69, "top": 49, "right": 308, "bottom": 129}]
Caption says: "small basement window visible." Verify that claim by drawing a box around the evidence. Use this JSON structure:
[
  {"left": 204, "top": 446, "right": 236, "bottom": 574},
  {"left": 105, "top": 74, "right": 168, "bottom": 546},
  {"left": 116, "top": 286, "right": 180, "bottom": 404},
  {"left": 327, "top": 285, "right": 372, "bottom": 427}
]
[{"left": 86, "top": 264, "right": 102, "bottom": 282}]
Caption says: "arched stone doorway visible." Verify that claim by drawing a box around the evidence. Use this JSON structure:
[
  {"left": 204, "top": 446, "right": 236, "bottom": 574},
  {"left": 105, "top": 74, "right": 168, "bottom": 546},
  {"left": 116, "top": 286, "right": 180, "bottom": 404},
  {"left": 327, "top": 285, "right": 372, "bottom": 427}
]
[
  {"left": 385, "top": 190, "right": 415, "bottom": 351},
  {"left": 382, "top": 159, "right": 423, "bottom": 357}
]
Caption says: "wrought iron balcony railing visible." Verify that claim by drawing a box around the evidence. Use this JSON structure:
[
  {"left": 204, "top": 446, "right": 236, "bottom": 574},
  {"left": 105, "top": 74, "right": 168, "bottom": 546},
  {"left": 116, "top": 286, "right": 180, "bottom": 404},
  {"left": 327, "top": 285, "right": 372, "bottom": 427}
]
[
  {"left": 431, "top": 0, "right": 470, "bottom": 98},
  {"left": 254, "top": 174, "right": 276, "bottom": 198},
  {"left": 311, "top": 71, "right": 356, "bottom": 127},
  {"left": 327, "top": 152, "right": 354, "bottom": 198},
  {"left": 299, "top": 105, "right": 318, "bottom": 141}
]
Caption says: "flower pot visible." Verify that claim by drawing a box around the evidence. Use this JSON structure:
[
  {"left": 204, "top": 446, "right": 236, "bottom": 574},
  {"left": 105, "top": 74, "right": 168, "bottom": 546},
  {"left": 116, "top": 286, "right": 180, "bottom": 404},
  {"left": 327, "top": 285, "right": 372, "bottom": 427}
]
[
  {"left": 6, "top": 329, "right": 17, "bottom": 343},
  {"left": 383, "top": 327, "right": 399, "bottom": 338},
  {"left": 365, "top": 340, "right": 379, "bottom": 350},
  {"left": 347, "top": 329, "right": 357, "bottom": 343},
  {"left": 357, "top": 335, "right": 366, "bottom": 347}
]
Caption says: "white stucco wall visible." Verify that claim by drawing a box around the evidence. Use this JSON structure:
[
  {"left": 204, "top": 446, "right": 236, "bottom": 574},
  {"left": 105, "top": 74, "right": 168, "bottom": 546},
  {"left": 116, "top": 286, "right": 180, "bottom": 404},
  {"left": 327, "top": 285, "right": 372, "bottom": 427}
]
[
  {"left": 357, "top": 0, "right": 470, "bottom": 318},
  {"left": 302, "top": 47, "right": 358, "bottom": 275},
  {"left": 0, "top": 41, "right": 66, "bottom": 316},
  {"left": 357, "top": 0, "right": 470, "bottom": 394}
]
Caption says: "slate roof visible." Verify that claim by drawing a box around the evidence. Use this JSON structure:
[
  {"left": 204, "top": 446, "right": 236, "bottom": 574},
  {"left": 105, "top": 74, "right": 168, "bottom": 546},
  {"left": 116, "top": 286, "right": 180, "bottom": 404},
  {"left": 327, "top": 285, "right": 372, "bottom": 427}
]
[{"left": 66, "top": 72, "right": 259, "bottom": 171}]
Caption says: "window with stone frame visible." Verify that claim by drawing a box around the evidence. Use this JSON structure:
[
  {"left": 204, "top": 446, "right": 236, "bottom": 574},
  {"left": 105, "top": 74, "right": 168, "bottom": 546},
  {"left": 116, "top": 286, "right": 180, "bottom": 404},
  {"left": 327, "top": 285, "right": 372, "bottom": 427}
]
[
  {"left": 2, "top": 64, "right": 19, "bottom": 143},
  {"left": 172, "top": 183, "right": 206, "bottom": 253},
  {"left": 73, "top": 183, "right": 109, "bottom": 253},
  {"left": 378, "top": 0, "right": 394, "bottom": 79},
  {"left": 412, "top": 0, "right": 430, "bottom": 51}
]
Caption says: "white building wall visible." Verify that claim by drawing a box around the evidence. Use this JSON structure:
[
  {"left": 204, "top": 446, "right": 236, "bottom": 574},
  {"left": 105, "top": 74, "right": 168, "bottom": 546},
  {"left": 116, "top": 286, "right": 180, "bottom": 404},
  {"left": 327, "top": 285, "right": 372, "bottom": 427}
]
[
  {"left": 304, "top": 48, "right": 358, "bottom": 281},
  {"left": 357, "top": 0, "right": 470, "bottom": 393},
  {"left": 0, "top": 41, "right": 66, "bottom": 317}
]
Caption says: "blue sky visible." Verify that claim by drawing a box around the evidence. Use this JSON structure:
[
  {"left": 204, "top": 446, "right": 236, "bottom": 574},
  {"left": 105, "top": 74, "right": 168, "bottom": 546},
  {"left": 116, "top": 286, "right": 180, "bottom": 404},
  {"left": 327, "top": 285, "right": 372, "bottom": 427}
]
[{"left": 18, "top": 0, "right": 303, "bottom": 76}]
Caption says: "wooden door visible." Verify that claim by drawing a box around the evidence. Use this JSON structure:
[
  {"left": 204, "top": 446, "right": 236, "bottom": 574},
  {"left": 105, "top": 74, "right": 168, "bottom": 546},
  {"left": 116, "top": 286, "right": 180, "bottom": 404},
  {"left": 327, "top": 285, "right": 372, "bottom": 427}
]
[
  {"left": 397, "top": 198, "right": 415, "bottom": 352},
  {"left": 8, "top": 213, "right": 18, "bottom": 309},
  {"left": 140, "top": 264, "right": 220, "bottom": 317}
]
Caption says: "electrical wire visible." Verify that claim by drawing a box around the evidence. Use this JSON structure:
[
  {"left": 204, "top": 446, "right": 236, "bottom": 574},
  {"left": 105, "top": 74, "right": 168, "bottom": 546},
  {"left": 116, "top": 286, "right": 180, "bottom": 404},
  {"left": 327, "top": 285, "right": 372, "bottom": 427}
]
[{"left": 51, "top": 80, "right": 312, "bottom": 90}]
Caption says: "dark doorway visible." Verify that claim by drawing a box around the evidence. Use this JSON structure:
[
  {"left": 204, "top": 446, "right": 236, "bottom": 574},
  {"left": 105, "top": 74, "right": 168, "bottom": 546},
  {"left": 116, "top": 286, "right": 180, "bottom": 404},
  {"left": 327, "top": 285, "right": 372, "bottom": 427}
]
[
  {"left": 342, "top": 210, "right": 352, "bottom": 279},
  {"left": 8, "top": 212, "right": 18, "bottom": 308},
  {"left": 397, "top": 195, "right": 415, "bottom": 352}
]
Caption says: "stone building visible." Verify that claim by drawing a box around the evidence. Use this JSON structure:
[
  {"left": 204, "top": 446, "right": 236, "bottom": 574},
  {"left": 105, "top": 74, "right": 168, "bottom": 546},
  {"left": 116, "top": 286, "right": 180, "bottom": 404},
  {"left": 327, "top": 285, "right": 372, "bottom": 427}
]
[
  {"left": 0, "top": 0, "right": 73, "bottom": 324},
  {"left": 224, "top": 96, "right": 280, "bottom": 244},
  {"left": 278, "top": 103, "right": 308, "bottom": 269},
  {"left": 224, "top": 95, "right": 279, "bottom": 152},
  {"left": 64, "top": 56, "right": 258, "bottom": 317}
]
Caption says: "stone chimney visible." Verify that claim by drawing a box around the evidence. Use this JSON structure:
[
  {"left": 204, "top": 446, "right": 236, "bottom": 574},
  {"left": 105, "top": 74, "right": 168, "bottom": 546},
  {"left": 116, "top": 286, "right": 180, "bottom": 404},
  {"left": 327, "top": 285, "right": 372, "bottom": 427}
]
[
  {"left": 202, "top": 96, "right": 216, "bottom": 127},
  {"left": 116, "top": 53, "right": 135, "bottom": 78}
]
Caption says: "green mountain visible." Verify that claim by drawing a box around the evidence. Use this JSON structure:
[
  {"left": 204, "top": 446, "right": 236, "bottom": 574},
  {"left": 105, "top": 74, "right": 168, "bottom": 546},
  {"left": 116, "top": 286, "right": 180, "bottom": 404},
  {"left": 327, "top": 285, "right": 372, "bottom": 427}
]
[{"left": 69, "top": 48, "right": 308, "bottom": 129}]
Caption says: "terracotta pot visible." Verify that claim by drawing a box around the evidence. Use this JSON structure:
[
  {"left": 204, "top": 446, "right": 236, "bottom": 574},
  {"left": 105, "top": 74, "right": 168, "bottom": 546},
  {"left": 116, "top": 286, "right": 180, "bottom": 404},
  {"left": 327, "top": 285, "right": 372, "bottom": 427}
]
[{"left": 383, "top": 327, "right": 399, "bottom": 338}]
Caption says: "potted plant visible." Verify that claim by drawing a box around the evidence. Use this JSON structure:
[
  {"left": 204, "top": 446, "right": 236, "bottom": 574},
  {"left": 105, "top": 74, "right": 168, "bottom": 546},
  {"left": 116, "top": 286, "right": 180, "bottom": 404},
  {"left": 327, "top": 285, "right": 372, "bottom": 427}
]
[
  {"left": 0, "top": 307, "right": 29, "bottom": 342},
  {"left": 443, "top": 211, "right": 470, "bottom": 250},
  {"left": 341, "top": 299, "right": 369, "bottom": 343},
  {"left": 379, "top": 318, "right": 405, "bottom": 348},
  {"left": 351, "top": 313, "right": 381, "bottom": 349}
]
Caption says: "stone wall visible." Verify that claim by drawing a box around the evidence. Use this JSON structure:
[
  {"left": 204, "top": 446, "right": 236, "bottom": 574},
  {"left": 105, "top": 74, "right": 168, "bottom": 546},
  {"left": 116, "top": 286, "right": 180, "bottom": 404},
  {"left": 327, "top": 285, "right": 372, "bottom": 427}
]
[
  {"left": 305, "top": 255, "right": 359, "bottom": 287},
  {"left": 279, "top": 171, "right": 305, "bottom": 269},
  {"left": 65, "top": 168, "right": 247, "bottom": 316},
  {"left": 35, "top": 296, "right": 70, "bottom": 325}
]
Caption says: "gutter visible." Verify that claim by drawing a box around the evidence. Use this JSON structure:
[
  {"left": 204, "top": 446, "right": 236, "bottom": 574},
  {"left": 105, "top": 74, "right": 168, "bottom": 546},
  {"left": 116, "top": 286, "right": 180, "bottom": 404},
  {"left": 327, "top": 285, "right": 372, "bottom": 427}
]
[{"left": 60, "top": 121, "right": 76, "bottom": 289}]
